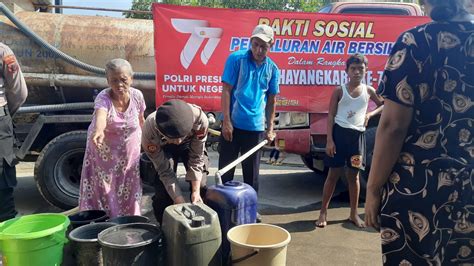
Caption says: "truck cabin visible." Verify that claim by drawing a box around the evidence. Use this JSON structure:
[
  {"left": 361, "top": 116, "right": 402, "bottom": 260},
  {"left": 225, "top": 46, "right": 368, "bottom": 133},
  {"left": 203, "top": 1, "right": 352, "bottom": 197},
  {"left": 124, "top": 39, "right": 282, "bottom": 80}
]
[{"left": 319, "top": 2, "right": 424, "bottom": 16}]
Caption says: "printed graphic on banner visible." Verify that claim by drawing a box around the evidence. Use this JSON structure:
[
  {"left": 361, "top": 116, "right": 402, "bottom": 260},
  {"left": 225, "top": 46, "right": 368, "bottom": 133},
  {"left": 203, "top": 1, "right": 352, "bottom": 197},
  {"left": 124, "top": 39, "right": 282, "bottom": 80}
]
[
  {"left": 153, "top": 4, "right": 429, "bottom": 112},
  {"left": 172, "top": 19, "right": 223, "bottom": 69}
]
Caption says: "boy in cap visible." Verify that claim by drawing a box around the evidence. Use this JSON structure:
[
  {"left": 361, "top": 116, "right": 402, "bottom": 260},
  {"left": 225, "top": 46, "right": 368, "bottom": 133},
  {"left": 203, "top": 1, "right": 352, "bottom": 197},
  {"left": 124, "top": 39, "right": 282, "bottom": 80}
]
[
  {"left": 219, "top": 24, "right": 280, "bottom": 222},
  {"left": 142, "top": 99, "right": 209, "bottom": 223}
]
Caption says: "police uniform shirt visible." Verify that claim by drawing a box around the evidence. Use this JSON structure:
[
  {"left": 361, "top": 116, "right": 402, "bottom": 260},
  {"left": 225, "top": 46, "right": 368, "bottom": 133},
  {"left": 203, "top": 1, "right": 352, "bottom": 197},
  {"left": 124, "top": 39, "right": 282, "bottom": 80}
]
[
  {"left": 141, "top": 104, "right": 208, "bottom": 200},
  {"left": 0, "top": 43, "right": 27, "bottom": 115},
  {"left": 0, "top": 42, "right": 27, "bottom": 190}
]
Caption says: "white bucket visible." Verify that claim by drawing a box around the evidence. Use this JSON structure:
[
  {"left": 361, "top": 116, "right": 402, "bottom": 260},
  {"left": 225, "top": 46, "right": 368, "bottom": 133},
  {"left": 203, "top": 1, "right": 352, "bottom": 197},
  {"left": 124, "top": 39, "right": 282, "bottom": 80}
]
[{"left": 227, "top": 223, "right": 291, "bottom": 266}]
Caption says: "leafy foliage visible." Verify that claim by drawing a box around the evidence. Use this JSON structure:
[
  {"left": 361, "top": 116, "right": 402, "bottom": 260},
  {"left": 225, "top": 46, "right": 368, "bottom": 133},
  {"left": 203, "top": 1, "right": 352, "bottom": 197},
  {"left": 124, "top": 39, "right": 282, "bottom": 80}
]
[{"left": 126, "top": 0, "right": 329, "bottom": 19}]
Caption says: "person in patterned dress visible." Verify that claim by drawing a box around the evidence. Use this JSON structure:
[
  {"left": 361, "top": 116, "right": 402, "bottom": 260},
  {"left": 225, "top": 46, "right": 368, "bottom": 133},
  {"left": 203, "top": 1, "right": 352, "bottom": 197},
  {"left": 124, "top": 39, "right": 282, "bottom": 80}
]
[
  {"left": 365, "top": 0, "right": 473, "bottom": 265},
  {"left": 79, "top": 59, "right": 146, "bottom": 218}
]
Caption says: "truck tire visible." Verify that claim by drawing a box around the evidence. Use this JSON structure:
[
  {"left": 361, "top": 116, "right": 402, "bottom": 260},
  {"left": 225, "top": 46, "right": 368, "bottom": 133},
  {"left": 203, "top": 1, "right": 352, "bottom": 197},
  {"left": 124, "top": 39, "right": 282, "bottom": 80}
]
[
  {"left": 34, "top": 131, "right": 87, "bottom": 209},
  {"left": 301, "top": 154, "right": 327, "bottom": 174}
]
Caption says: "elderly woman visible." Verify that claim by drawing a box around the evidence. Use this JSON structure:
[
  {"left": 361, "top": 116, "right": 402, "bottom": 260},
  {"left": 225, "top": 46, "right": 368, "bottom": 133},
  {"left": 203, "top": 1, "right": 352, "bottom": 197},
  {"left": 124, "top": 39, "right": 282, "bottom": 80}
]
[
  {"left": 79, "top": 59, "right": 146, "bottom": 218},
  {"left": 365, "top": 0, "right": 473, "bottom": 265}
]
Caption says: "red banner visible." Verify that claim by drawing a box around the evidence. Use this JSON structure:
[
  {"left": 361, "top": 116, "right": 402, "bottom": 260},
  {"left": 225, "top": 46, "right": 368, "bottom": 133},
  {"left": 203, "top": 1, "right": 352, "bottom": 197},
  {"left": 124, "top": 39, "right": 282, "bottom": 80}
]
[{"left": 153, "top": 4, "right": 429, "bottom": 112}]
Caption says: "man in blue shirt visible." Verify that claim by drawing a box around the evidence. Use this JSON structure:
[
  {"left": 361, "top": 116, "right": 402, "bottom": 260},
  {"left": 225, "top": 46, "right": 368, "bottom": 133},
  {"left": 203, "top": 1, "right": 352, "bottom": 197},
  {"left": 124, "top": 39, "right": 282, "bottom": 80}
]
[{"left": 219, "top": 24, "right": 279, "bottom": 221}]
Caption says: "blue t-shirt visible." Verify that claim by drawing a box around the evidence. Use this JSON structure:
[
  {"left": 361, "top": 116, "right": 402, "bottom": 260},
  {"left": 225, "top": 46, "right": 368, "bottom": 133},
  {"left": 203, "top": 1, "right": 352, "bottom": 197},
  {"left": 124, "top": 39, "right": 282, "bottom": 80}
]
[{"left": 221, "top": 50, "right": 280, "bottom": 131}]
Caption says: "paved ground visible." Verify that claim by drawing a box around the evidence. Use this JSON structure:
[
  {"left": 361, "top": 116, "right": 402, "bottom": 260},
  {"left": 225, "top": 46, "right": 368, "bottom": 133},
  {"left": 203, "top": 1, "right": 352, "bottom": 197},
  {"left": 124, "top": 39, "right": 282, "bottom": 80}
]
[{"left": 10, "top": 151, "right": 382, "bottom": 266}]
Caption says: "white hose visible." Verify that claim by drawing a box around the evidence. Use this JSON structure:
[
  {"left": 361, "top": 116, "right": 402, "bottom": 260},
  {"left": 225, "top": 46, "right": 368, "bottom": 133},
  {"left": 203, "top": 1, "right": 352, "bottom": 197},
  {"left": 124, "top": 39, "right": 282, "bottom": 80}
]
[{"left": 215, "top": 139, "right": 268, "bottom": 185}]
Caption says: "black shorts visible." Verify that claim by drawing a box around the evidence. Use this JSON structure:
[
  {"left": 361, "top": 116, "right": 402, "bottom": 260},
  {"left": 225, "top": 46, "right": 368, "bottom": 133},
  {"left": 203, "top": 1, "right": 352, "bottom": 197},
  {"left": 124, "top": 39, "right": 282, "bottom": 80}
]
[{"left": 324, "top": 124, "right": 366, "bottom": 170}]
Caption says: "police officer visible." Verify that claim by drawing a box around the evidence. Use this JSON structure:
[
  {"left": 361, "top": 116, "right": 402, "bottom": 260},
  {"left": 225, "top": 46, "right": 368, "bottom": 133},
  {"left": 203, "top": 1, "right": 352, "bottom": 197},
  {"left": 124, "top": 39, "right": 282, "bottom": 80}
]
[
  {"left": 0, "top": 43, "right": 28, "bottom": 222},
  {"left": 141, "top": 99, "right": 208, "bottom": 223}
]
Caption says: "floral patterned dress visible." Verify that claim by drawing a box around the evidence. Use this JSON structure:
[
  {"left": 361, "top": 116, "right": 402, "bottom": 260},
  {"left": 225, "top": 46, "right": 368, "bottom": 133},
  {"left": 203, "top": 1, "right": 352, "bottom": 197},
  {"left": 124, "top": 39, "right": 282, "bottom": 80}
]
[
  {"left": 377, "top": 21, "right": 473, "bottom": 265},
  {"left": 79, "top": 88, "right": 145, "bottom": 218}
]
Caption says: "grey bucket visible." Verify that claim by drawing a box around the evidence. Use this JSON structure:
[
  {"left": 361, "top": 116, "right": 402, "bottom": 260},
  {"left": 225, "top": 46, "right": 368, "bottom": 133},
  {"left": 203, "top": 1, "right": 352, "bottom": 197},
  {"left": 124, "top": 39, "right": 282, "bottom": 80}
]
[
  {"left": 68, "top": 222, "right": 117, "bottom": 266},
  {"left": 68, "top": 210, "right": 109, "bottom": 229},
  {"left": 98, "top": 223, "right": 164, "bottom": 266}
]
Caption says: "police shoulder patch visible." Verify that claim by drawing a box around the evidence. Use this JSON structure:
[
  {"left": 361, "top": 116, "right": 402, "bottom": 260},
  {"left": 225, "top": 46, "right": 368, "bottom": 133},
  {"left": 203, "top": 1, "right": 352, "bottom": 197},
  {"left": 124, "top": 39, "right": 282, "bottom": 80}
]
[
  {"left": 195, "top": 127, "right": 207, "bottom": 140},
  {"left": 146, "top": 144, "right": 158, "bottom": 153},
  {"left": 4, "top": 54, "right": 19, "bottom": 73}
]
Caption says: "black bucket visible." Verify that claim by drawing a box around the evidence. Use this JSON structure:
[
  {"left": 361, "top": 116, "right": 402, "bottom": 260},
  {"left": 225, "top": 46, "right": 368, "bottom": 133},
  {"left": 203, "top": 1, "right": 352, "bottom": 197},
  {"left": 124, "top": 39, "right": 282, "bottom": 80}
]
[
  {"left": 68, "top": 210, "right": 109, "bottom": 229},
  {"left": 107, "top": 215, "right": 150, "bottom": 224},
  {"left": 68, "top": 222, "right": 117, "bottom": 266},
  {"left": 98, "top": 223, "right": 164, "bottom": 266}
]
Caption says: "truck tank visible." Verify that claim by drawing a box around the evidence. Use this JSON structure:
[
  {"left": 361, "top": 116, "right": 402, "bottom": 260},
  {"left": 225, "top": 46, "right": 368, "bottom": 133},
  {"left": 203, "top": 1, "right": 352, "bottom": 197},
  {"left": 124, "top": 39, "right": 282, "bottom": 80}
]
[{"left": 0, "top": 11, "right": 156, "bottom": 108}]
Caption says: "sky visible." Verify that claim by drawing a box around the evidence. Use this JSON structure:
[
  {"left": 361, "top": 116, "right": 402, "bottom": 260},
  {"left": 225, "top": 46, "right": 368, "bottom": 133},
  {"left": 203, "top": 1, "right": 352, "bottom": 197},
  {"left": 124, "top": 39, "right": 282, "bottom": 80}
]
[{"left": 61, "top": 0, "right": 133, "bottom": 17}]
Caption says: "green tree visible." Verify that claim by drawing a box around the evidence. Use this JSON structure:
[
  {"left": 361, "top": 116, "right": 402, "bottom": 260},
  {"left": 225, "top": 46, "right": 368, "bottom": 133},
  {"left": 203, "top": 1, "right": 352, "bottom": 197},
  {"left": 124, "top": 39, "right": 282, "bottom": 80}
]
[
  {"left": 125, "top": 0, "right": 155, "bottom": 19},
  {"left": 126, "top": 0, "right": 328, "bottom": 19}
]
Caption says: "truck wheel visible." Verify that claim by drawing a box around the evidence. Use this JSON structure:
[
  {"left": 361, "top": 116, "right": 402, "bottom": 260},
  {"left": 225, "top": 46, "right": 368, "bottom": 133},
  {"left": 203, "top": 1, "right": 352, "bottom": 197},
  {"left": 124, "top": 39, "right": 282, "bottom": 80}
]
[
  {"left": 34, "top": 131, "right": 87, "bottom": 209},
  {"left": 300, "top": 154, "right": 326, "bottom": 174}
]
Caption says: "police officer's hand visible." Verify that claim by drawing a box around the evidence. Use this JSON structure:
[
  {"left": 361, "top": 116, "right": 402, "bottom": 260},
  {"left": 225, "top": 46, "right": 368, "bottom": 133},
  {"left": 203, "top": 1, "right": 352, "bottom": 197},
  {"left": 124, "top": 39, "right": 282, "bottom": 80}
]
[
  {"left": 191, "top": 191, "right": 203, "bottom": 204},
  {"left": 265, "top": 130, "right": 276, "bottom": 143},
  {"left": 174, "top": 195, "right": 186, "bottom": 204},
  {"left": 326, "top": 140, "right": 336, "bottom": 157},
  {"left": 222, "top": 119, "right": 233, "bottom": 142},
  {"left": 92, "top": 130, "right": 105, "bottom": 148}
]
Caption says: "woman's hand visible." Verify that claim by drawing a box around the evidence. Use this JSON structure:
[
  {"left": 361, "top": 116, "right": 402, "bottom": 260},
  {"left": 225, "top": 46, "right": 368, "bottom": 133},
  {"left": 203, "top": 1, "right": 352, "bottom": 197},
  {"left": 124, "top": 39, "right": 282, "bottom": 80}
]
[
  {"left": 364, "top": 188, "right": 382, "bottom": 231},
  {"left": 92, "top": 109, "right": 107, "bottom": 148},
  {"left": 92, "top": 130, "right": 105, "bottom": 147}
]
